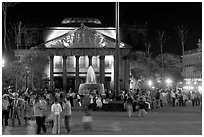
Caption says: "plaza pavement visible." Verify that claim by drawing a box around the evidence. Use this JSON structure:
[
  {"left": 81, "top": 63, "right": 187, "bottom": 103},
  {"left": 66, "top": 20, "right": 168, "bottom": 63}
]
[{"left": 2, "top": 104, "right": 202, "bottom": 135}]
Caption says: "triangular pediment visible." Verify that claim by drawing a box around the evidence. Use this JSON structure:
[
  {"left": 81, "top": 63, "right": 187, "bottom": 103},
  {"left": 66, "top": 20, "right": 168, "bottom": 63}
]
[{"left": 42, "top": 25, "right": 129, "bottom": 49}]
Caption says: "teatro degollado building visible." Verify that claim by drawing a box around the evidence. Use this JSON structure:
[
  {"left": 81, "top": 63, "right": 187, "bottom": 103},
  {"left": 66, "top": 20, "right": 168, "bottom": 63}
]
[{"left": 15, "top": 23, "right": 131, "bottom": 92}]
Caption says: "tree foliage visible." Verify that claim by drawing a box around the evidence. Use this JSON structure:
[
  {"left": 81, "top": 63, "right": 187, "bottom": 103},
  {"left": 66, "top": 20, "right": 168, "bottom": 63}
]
[
  {"left": 129, "top": 51, "right": 160, "bottom": 79},
  {"left": 2, "top": 51, "right": 49, "bottom": 90},
  {"left": 155, "top": 53, "right": 182, "bottom": 81},
  {"left": 21, "top": 52, "right": 49, "bottom": 89},
  {"left": 2, "top": 61, "right": 27, "bottom": 90}
]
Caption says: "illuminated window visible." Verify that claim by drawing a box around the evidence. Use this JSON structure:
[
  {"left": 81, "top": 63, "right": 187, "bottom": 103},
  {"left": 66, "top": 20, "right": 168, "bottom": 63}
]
[
  {"left": 105, "top": 55, "right": 113, "bottom": 69},
  {"left": 92, "top": 56, "right": 99, "bottom": 68},
  {"left": 54, "top": 56, "right": 63, "bottom": 68},
  {"left": 79, "top": 56, "right": 88, "bottom": 68},
  {"left": 67, "top": 56, "right": 75, "bottom": 68}
]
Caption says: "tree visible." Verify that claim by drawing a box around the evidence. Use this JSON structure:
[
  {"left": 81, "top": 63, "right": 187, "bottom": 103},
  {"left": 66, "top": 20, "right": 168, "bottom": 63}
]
[
  {"left": 2, "top": 61, "right": 28, "bottom": 91},
  {"left": 156, "top": 30, "right": 170, "bottom": 81},
  {"left": 21, "top": 52, "right": 49, "bottom": 89},
  {"left": 2, "top": 2, "right": 17, "bottom": 53},
  {"left": 175, "top": 25, "right": 189, "bottom": 56},
  {"left": 145, "top": 42, "right": 152, "bottom": 76},
  {"left": 155, "top": 53, "right": 182, "bottom": 82},
  {"left": 8, "top": 21, "right": 25, "bottom": 50},
  {"left": 128, "top": 49, "right": 160, "bottom": 90}
]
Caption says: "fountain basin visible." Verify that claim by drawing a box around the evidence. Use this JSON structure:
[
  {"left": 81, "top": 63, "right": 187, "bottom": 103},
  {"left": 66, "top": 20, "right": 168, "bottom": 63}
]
[{"left": 78, "top": 83, "right": 105, "bottom": 95}]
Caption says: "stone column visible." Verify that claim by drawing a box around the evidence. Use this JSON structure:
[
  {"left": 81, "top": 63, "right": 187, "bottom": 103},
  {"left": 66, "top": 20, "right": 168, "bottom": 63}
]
[
  {"left": 49, "top": 55, "right": 54, "bottom": 91},
  {"left": 88, "top": 56, "right": 92, "bottom": 66},
  {"left": 124, "top": 58, "right": 130, "bottom": 91},
  {"left": 99, "top": 56, "right": 105, "bottom": 84},
  {"left": 75, "top": 56, "right": 80, "bottom": 91},
  {"left": 63, "top": 56, "right": 67, "bottom": 90}
]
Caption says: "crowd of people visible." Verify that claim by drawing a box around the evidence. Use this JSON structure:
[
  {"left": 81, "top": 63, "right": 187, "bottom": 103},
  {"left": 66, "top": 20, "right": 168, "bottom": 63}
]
[
  {"left": 2, "top": 86, "right": 202, "bottom": 134},
  {"left": 2, "top": 88, "right": 72, "bottom": 134},
  {"left": 121, "top": 87, "right": 202, "bottom": 117}
]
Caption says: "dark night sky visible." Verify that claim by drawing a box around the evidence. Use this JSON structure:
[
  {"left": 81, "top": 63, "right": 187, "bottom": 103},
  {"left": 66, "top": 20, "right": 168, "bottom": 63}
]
[{"left": 6, "top": 2, "right": 202, "bottom": 56}]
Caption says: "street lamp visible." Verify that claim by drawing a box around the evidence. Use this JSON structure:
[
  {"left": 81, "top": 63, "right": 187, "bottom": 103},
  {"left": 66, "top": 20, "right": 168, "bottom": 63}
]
[
  {"left": 166, "top": 78, "right": 172, "bottom": 86},
  {"left": 148, "top": 80, "right": 153, "bottom": 87}
]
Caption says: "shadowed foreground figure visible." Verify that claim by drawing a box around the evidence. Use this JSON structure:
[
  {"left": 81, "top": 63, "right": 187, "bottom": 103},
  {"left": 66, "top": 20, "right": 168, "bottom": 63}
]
[
  {"left": 81, "top": 94, "right": 93, "bottom": 131},
  {"left": 82, "top": 94, "right": 91, "bottom": 114},
  {"left": 82, "top": 112, "right": 93, "bottom": 131}
]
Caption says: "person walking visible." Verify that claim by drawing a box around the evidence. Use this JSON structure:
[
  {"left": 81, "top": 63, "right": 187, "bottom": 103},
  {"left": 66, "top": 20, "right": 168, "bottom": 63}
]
[
  {"left": 138, "top": 96, "right": 147, "bottom": 117},
  {"left": 51, "top": 98, "right": 62, "bottom": 134},
  {"left": 191, "top": 91, "right": 196, "bottom": 107},
  {"left": 63, "top": 97, "right": 72, "bottom": 133},
  {"left": 40, "top": 95, "right": 47, "bottom": 133},
  {"left": 24, "top": 97, "right": 32, "bottom": 126},
  {"left": 34, "top": 96, "right": 46, "bottom": 134},
  {"left": 2, "top": 96, "right": 10, "bottom": 127},
  {"left": 124, "top": 92, "right": 134, "bottom": 117},
  {"left": 82, "top": 111, "right": 93, "bottom": 131},
  {"left": 171, "top": 90, "right": 176, "bottom": 107},
  {"left": 12, "top": 94, "right": 21, "bottom": 127},
  {"left": 155, "top": 90, "right": 161, "bottom": 108}
]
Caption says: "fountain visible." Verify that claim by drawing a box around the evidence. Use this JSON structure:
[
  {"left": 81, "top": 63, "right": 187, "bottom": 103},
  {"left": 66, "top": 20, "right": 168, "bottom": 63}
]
[{"left": 78, "top": 66, "right": 105, "bottom": 95}]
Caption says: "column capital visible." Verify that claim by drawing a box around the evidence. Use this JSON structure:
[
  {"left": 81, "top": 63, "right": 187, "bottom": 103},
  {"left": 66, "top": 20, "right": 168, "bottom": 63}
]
[
  {"left": 99, "top": 55, "right": 105, "bottom": 60},
  {"left": 75, "top": 55, "right": 80, "bottom": 59},
  {"left": 50, "top": 55, "right": 54, "bottom": 59},
  {"left": 62, "top": 55, "right": 67, "bottom": 59}
]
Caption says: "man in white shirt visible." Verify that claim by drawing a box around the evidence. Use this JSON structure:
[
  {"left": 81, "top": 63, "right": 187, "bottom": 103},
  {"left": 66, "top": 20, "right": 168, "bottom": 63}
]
[
  {"left": 63, "top": 97, "right": 72, "bottom": 133},
  {"left": 51, "top": 98, "right": 62, "bottom": 134}
]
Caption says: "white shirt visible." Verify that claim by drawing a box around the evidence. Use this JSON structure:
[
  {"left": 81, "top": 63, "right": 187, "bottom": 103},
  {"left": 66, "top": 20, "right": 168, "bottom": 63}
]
[
  {"left": 171, "top": 91, "right": 176, "bottom": 98},
  {"left": 96, "top": 98, "right": 102, "bottom": 107},
  {"left": 51, "top": 103, "right": 62, "bottom": 115},
  {"left": 2, "top": 99, "right": 9, "bottom": 110}
]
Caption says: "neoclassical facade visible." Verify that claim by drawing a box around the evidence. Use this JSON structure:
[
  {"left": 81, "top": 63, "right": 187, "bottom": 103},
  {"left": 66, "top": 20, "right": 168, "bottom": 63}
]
[{"left": 15, "top": 24, "right": 132, "bottom": 92}]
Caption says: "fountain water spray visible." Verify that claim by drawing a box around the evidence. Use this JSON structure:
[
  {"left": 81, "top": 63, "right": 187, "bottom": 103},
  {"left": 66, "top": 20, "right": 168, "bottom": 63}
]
[{"left": 78, "top": 66, "right": 105, "bottom": 95}]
